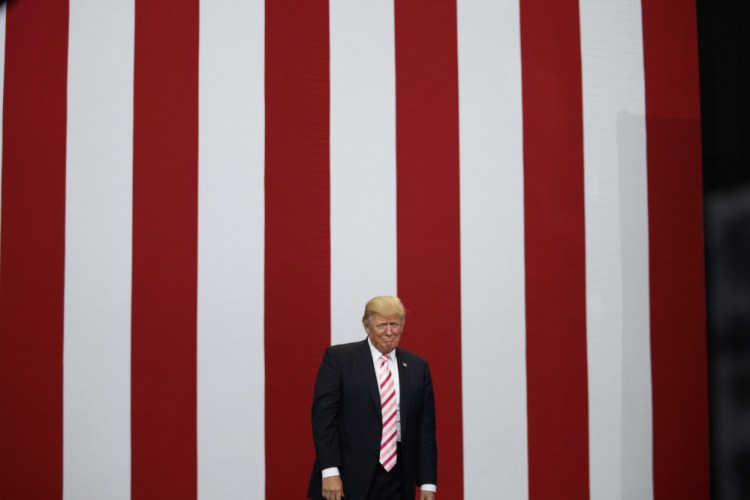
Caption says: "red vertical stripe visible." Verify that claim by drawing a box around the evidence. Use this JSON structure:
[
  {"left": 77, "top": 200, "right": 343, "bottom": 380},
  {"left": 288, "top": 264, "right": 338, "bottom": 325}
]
[
  {"left": 394, "top": 0, "right": 463, "bottom": 497},
  {"left": 264, "top": 0, "right": 330, "bottom": 496},
  {"left": 0, "top": 2, "right": 68, "bottom": 498},
  {"left": 131, "top": 1, "right": 199, "bottom": 498},
  {"left": 520, "top": 1, "right": 589, "bottom": 499},
  {"left": 641, "top": 1, "right": 710, "bottom": 498}
]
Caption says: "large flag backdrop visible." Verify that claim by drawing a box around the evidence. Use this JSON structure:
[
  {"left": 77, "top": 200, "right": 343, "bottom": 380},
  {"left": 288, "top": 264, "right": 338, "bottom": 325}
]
[{"left": 0, "top": 0, "right": 709, "bottom": 499}]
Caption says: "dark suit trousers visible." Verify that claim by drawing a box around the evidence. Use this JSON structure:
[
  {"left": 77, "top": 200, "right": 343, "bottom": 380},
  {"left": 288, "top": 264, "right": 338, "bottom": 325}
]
[{"left": 365, "top": 447, "right": 405, "bottom": 500}]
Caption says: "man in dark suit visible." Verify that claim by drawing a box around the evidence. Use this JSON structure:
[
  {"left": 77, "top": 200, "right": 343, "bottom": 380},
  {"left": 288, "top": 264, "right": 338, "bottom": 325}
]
[{"left": 308, "top": 296, "right": 437, "bottom": 500}]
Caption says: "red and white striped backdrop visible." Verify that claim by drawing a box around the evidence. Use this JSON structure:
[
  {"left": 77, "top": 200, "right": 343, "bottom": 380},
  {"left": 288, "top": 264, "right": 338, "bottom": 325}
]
[{"left": 0, "top": 0, "right": 709, "bottom": 499}]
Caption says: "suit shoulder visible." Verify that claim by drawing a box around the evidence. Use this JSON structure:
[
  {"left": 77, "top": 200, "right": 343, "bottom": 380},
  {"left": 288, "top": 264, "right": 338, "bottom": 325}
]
[
  {"left": 328, "top": 339, "right": 366, "bottom": 351},
  {"left": 324, "top": 339, "right": 367, "bottom": 356}
]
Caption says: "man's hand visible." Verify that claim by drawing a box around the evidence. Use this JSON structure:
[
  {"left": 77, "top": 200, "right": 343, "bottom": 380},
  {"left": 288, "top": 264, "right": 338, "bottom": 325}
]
[
  {"left": 322, "top": 475, "right": 344, "bottom": 500},
  {"left": 420, "top": 491, "right": 435, "bottom": 500}
]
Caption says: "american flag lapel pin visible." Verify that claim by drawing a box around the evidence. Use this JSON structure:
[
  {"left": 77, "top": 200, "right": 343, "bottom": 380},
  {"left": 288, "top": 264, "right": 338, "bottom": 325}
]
[{"left": 402, "top": 362, "right": 407, "bottom": 367}]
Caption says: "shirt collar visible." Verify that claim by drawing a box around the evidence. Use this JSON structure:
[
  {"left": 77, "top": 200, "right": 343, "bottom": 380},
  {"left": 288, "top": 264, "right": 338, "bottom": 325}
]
[{"left": 367, "top": 337, "right": 397, "bottom": 363}]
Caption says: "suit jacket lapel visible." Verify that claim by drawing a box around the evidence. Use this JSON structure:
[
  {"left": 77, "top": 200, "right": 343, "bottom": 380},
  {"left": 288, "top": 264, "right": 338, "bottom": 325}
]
[
  {"left": 396, "top": 348, "right": 411, "bottom": 439},
  {"left": 357, "top": 339, "right": 381, "bottom": 414}
]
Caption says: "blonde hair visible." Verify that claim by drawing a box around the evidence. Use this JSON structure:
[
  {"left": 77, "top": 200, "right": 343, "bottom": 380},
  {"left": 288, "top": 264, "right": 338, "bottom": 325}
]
[{"left": 362, "top": 296, "right": 406, "bottom": 324}]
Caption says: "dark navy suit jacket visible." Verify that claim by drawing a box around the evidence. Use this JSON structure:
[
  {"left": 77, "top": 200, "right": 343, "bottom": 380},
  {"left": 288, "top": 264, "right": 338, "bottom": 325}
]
[{"left": 307, "top": 339, "right": 437, "bottom": 499}]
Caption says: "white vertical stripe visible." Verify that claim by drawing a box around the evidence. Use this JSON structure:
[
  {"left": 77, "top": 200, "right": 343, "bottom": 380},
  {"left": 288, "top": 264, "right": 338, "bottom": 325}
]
[
  {"left": 197, "top": 1, "right": 265, "bottom": 498},
  {"left": 63, "top": 1, "right": 134, "bottom": 498},
  {"left": 329, "top": 0, "right": 397, "bottom": 344},
  {"left": 580, "top": 2, "right": 653, "bottom": 499},
  {"left": 457, "top": 1, "right": 528, "bottom": 498}
]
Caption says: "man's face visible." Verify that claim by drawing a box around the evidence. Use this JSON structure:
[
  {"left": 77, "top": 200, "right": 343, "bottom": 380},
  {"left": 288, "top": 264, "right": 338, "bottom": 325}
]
[{"left": 365, "top": 314, "right": 404, "bottom": 354}]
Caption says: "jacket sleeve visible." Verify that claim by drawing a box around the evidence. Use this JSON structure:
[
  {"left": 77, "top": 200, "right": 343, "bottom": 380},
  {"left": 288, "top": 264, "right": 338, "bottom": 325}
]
[
  {"left": 311, "top": 347, "right": 343, "bottom": 469},
  {"left": 418, "top": 361, "right": 438, "bottom": 486}
]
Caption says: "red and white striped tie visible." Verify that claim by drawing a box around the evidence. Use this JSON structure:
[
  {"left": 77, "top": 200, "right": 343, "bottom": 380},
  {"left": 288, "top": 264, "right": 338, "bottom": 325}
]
[{"left": 378, "top": 353, "right": 398, "bottom": 472}]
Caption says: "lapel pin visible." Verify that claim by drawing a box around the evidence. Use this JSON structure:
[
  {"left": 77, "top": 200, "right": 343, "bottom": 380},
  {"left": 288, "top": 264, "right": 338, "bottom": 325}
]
[{"left": 402, "top": 362, "right": 407, "bottom": 367}]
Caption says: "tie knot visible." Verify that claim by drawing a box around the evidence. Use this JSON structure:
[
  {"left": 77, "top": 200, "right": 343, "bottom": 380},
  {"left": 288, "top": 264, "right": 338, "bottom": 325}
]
[{"left": 380, "top": 353, "right": 390, "bottom": 362}]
